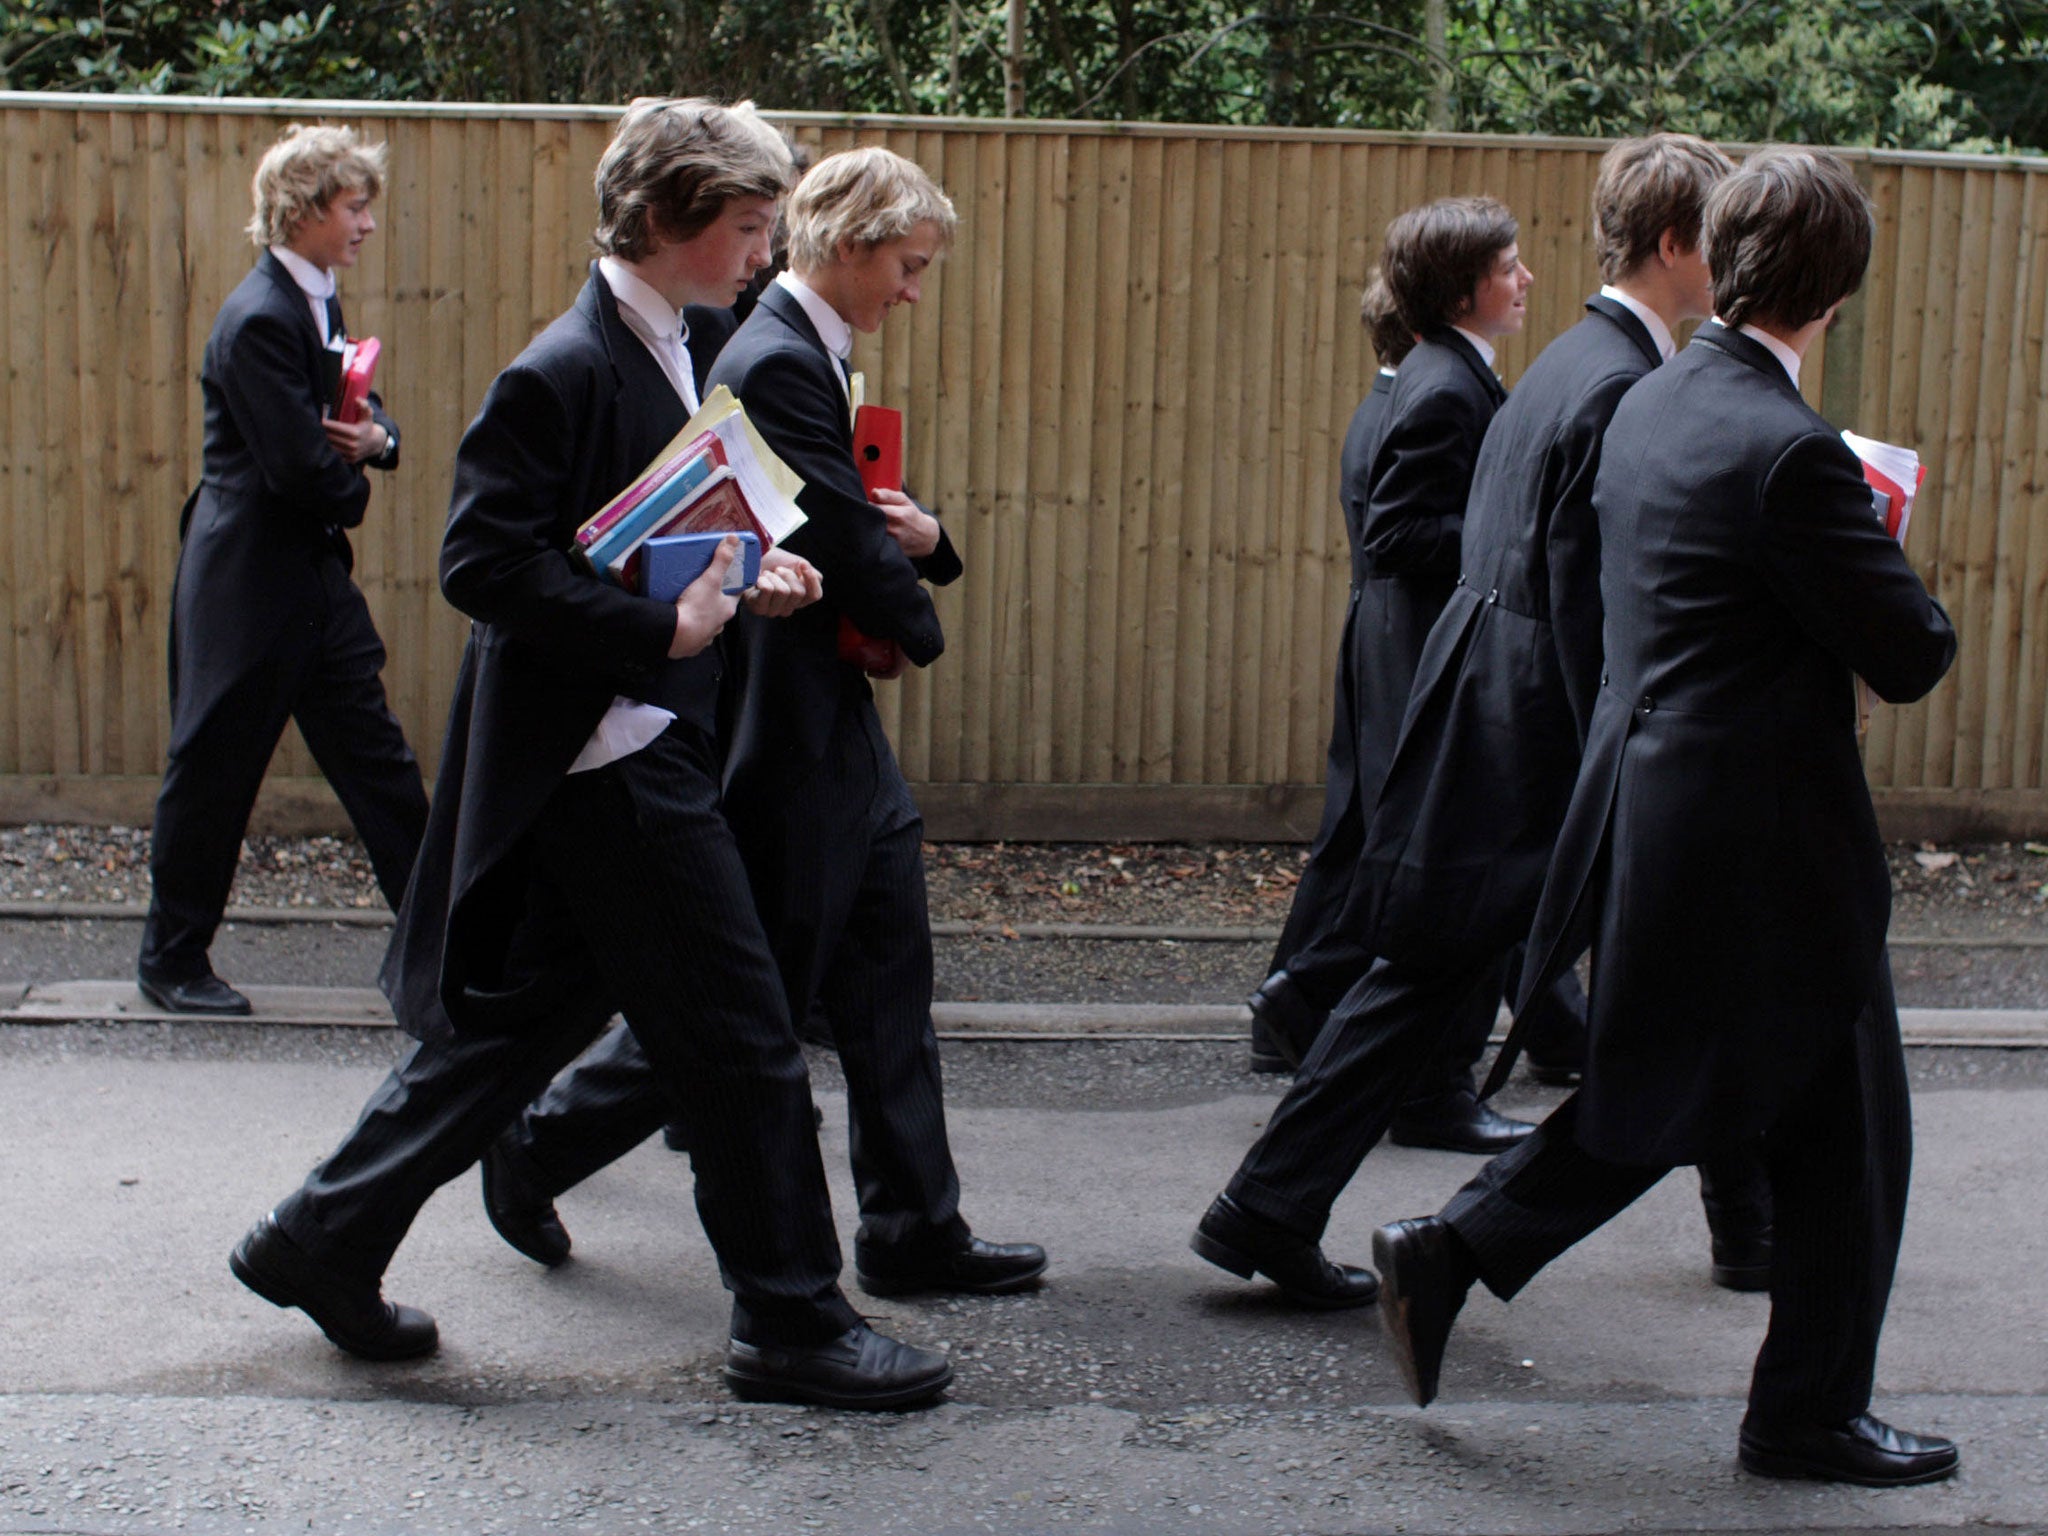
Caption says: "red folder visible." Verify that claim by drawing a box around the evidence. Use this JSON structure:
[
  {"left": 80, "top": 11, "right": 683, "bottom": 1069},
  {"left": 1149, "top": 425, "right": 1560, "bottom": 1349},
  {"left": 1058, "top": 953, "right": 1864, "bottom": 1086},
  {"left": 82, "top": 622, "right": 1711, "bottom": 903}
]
[
  {"left": 839, "top": 405, "right": 908, "bottom": 677},
  {"left": 337, "top": 337, "right": 380, "bottom": 424}
]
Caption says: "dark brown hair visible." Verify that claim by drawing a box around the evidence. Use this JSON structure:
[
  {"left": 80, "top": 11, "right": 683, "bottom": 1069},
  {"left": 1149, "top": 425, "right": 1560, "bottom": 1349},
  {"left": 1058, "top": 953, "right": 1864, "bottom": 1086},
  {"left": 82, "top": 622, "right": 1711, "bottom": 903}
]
[
  {"left": 593, "top": 98, "right": 794, "bottom": 260},
  {"left": 1706, "top": 146, "right": 1874, "bottom": 330},
  {"left": 1361, "top": 271, "right": 1414, "bottom": 367},
  {"left": 1379, "top": 196, "right": 1519, "bottom": 334},
  {"left": 1593, "top": 133, "right": 1736, "bottom": 283}
]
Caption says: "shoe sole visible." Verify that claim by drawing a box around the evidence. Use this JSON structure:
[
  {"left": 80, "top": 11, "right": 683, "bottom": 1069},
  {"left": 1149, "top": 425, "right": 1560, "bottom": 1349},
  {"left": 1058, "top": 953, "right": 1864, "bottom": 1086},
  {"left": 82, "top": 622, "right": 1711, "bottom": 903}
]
[
  {"left": 1388, "top": 1127, "right": 1534, "bottom": 1154},
  {"left": 723, "top": 1361, "right": 953, "bottom": 1411},
  {"left": 1373, "top": 1226, "right": 1436, "bottom": 1407},
  {"left": 855, "top": 1256, "right": 1049, "bottom": 1298},
  {"left": 1189, "top": 1229, "right": 1378, "bottom": 1309},
  {"left": 1247, "top": 1048, "right": 1295, "bottom": 1074},
  {"left": 1524, "top": 1066, "right": 1583, "bottom": 1088},
  {"left": 228, "top": 1245, "right": 437, "bottom": 1363},
  {"left": 1737, "top": 1438, "right": 1960, "bottom": 1487}
]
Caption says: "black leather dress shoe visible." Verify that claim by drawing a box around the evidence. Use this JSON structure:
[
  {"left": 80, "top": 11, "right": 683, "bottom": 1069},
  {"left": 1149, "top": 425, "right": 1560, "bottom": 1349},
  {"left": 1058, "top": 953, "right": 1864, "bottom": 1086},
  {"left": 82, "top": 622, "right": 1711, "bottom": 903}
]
[
  {"left": 724, "top": 1324, "right": 953, "bottom": 1410},
  {"left": 481, "top": 1135, "right": 570, "bottom": 1267},
  {"left": 1738, "top": 1412, "right": 1960, "bottom": 1486},
  {"left": 1191, "top": 1194, "right": 1379, "bottom": 1308},
  {"left": 1389, "top": 1093, "right": 1536, "bottom": 1153},
  {"left": 138, "top": 970, "right": 252, "bottom": 1016},
  {"left": 1709, "top": 1225, "right": 1772, "bottom": 1292},
  {"left": 1373, "top": 1216, "right": 1473, "bottom": 1407},
  {"left": 856, "top": 1235, "right": 1048, "bottom": 1296},
  {"left": 229, "top": 1213, "right": 437, "bottom": 1361},
  {"left": 1246, "top": 971, "right": 1325, "bottom": 1073}
]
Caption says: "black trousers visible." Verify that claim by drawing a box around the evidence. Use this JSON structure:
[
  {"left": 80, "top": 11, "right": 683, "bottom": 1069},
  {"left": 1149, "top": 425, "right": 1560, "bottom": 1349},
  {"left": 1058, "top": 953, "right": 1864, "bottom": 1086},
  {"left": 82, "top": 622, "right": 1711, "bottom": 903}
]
[
  {"left": 513, "top": 698, "right": 968, "bottom": 1257},
  {"left": 271, "top": 726, "right": 861, "bottom": 1348},
  {"left": 1228, "top": 946, "right": 1749, "bottom": 1241},
  {"left": 1442, "top": 968, "right": 1911, "bottom": 1422},
  {"left": 142, "top": 557, "right": 426, "bottom": 979}
]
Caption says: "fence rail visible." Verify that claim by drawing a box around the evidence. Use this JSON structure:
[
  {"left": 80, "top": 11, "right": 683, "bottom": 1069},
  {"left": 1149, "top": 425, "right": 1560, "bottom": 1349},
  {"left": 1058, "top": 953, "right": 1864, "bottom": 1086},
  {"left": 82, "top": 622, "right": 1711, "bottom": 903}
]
[{"left": 3, "top": 94, "right": 2044, "bottom": 839}]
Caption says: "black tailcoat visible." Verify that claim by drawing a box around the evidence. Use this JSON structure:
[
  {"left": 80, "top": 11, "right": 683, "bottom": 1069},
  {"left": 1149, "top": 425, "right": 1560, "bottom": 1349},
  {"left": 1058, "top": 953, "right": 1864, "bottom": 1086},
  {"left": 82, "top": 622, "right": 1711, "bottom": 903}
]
[
  {"left": 1355, "top": 297, "right": 1659, "bottom": 966},
  {"left": 169, "top": 252, "right": 400, "bottom": 714},
  {"left": 1265, "top": 370, "right": 1395, "bottom": 976},
  {"left": 1522, "top": 323, "right": 1955, "bottom": 1164},
  {"left": 708, "top": 284, "right": 960, "bottom": 783},
  {"left": 1346, "top": 327, "right": 1507, "bottom": 821},
  {"left": 380, "top": 268, "right": 710, "bottom": 1043}
]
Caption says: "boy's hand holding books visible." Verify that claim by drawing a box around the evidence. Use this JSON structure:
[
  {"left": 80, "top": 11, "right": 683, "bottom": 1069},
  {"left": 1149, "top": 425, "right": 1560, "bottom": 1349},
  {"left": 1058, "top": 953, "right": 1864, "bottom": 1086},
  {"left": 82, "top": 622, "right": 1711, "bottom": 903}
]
[
  {"left": 745, "top": 548, "right": 823, "bottom": 619},
  {"left": 666, "top": 539, "right": 825, "bottom": 658}
]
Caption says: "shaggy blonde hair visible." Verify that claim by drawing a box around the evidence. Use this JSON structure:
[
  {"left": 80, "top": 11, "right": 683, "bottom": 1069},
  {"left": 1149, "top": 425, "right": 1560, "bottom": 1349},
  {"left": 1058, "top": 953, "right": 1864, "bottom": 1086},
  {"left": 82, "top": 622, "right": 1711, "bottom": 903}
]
[
  {"left": 245, "top": 124, "right": 387, "bottom": 248},
  {"left": 785, "top": 147, "right": 957, "bottom": 272},
  {"left": 593, "top": 98, "right": 795, "bottom": 260}
]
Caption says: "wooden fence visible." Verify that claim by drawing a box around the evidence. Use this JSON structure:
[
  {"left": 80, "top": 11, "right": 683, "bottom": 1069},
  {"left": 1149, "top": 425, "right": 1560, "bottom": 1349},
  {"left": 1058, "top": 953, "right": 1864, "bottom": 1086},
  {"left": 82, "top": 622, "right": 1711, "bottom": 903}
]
[{"left": 3, "top": 93, "right": 2045, "bottom": 840}]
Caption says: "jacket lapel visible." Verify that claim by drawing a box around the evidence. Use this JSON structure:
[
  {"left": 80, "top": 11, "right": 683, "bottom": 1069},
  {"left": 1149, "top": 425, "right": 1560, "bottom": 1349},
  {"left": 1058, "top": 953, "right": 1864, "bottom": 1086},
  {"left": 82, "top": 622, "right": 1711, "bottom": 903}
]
[{"left": 1584, "top": 294, "right": 1663, "bottom": 370}]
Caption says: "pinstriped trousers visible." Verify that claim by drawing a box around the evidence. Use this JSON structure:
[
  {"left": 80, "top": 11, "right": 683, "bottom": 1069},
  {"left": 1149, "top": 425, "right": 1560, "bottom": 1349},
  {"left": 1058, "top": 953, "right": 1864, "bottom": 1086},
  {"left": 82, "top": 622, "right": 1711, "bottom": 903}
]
[
  {"left": 273, "top": 724, "right": 861, "bottom": 1348},
  {"left": 512, "top": 697, "right": 969, "bottom": 1257},
  {"left": 1441, "top": 958, "right": 1912, "bottom": 1421}
]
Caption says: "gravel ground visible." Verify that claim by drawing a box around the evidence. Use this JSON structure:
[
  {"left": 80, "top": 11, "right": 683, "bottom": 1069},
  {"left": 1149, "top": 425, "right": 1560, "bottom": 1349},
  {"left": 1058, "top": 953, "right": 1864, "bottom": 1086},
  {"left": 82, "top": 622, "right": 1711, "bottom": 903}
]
[{"left": 7, "top": 822, "right": 2048, "bottom": 936}]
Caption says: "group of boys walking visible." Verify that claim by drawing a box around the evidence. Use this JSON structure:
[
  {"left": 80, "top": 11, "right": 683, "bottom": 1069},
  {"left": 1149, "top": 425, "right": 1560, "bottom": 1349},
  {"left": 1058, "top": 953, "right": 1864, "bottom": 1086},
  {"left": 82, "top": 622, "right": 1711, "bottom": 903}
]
[{"left": 147, "top": 97, "right": 1960, "bottom": 1483}]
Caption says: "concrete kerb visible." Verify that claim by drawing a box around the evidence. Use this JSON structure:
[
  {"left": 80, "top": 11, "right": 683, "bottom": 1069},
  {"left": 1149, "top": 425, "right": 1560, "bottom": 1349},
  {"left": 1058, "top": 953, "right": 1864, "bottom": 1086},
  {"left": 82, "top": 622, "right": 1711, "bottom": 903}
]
[{"left": 4, "top": 979, "right": 2047, "bottom": 1047}]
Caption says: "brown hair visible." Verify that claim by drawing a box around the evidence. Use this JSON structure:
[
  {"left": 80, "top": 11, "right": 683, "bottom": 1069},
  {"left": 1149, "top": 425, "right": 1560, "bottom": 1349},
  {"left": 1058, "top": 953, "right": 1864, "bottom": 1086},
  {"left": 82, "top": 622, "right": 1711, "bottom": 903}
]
[
  {"left": 593, "top": 98, "right": 795, "bottom": 260},
  {"left": 245, "top": 124, "right": 387, "bottom": 248},
  {"left": 1706, "top": 146, "right": 1874, "bottom": 330},
  {"left": 1592, "top": 133, "right": 1736, "bottom": 283},
  {"left": 1380, "top": 196, "right": 1518, "bottom": 334},
  {"left": 1361, "top": 271, "right": 1414, "bottom": 367}
]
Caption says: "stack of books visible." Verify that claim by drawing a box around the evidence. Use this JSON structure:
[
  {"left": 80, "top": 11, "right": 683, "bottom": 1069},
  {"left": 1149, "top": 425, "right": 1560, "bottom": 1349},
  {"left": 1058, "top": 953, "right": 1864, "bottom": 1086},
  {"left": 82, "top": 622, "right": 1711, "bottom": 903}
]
[{"left": 574, "top": 386, "right": 807, "bottom": 593}]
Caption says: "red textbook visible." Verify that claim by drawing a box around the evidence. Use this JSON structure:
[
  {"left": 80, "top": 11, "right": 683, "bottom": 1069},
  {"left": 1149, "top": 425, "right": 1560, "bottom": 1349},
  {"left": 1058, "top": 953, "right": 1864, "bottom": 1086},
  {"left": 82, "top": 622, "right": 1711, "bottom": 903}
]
[{"left": 335, "top": 337, "right": 380, "bottom": 424}]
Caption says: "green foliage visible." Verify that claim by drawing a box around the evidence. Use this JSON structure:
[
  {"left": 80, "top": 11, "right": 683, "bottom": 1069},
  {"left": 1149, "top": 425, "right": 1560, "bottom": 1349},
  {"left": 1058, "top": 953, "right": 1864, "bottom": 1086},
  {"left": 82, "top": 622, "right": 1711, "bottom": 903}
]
[
  {"left": 0, "top": 1, "right": 410, "bottom": 97},
  {"left": 3, "top": 0, "right": 2045, "bottom": 151}
]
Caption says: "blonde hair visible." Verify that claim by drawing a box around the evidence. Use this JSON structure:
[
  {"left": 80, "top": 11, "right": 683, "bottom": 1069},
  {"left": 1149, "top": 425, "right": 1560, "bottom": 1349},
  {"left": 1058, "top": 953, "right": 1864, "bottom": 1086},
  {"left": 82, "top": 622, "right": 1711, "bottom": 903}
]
[
  {"left": 785, "top": 147, "right": 957, "bottom": 272},
  {"left": 245, "top": 124, "right": 387, "bottom": 249},
  {"left": 593, "top": 98, "right": 795, "bottom": 260}
]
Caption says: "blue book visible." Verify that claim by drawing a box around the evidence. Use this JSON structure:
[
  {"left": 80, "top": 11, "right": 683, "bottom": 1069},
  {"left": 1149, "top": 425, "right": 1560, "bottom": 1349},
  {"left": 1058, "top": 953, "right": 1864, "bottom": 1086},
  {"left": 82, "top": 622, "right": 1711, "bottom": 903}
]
[
  {"left": 583, "top": 445, "right": 724, "bottom": 577},
  {"left": 638, "top": 532, "right": 760, "bottom": 601}
]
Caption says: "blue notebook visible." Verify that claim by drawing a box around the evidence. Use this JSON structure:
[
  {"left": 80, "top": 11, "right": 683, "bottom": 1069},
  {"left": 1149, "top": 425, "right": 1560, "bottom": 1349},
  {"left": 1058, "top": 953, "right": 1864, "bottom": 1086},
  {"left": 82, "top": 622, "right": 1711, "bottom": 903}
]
[{"left": 638, "top": 532, "right": 760, "bottom": 601}]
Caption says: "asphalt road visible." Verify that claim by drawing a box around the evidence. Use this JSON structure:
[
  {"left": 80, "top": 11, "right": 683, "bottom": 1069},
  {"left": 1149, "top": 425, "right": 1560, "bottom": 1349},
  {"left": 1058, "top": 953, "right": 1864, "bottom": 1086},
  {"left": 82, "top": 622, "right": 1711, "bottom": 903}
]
[{"left": 2, "top": 1016, "right": 2045, "bottom": 1535}]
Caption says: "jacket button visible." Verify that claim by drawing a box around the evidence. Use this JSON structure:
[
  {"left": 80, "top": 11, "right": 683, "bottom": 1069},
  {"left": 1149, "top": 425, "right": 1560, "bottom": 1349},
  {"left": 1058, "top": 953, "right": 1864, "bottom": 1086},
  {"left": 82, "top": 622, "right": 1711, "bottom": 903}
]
[
  {"left": 1600, "top": 672, "right": 1609, "bottom": 686},
  {"left": 1486, "top": 588, "right": 1499, "bottom": 604},
  {"left": 1639, "top": 695, "right": 1655, "bottom": 713},
  {"left": 1456, "top": 574, "right": 1466, "bottom": 586}
]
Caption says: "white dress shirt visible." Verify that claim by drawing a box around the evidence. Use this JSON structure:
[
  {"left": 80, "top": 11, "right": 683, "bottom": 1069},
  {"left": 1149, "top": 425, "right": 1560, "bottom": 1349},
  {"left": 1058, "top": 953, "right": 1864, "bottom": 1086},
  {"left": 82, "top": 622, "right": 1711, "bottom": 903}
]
[
  {"left": 1598, "top": 285, "right": 1677, "bottom": 362},
  {"left": 269, "top": 244, "right": 337, "bottom": 345},
  {"left": 1732, "top": 320, "right": 1804, "bottom": 389},
  {"left": 1449, "top": 325, "right": 1496, "bottom": 370},
  {"left": 567, "top": 260, "right": 708, "bottom": 775}
]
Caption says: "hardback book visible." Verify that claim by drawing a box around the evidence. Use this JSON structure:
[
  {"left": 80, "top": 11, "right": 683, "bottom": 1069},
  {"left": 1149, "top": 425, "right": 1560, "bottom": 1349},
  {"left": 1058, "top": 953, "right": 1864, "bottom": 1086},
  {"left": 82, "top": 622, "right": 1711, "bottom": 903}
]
[
  {"left": 638, "top": 531, "right": 760, "bottom": 601},
  {"left": 607, "top": 470, "right": 770, "bottom": 590},
  {"left": 578, "top": 437, "right": 727, "bottom": 574}
]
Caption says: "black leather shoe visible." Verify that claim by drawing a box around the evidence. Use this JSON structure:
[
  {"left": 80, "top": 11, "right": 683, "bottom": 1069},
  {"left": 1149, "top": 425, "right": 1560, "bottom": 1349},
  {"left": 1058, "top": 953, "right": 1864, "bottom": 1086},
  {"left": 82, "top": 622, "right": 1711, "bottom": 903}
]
[
  {"left": 481, "top": 1135, "right": 570, "bottom": 1267},
  {"left": 1373, "top": 1217, "right": 1472, "bottom": 1407},
  {"left": 856, "top": 1235, "right": 1048, "bottom": 1296},
  {"left": 724, "top": 1324, "right": 952, "bottom": 1410},
  {"left": 1192, "top": 1194, "right": 1378, "bottom": 1308},
  {"left": 1247, "top": 971, "right": 1324, "bottom": 1074},
  {"left": 1390, "top": 1093, "right": 1536, "bottom": 1153},
  {"left": 1738, "top": 1412, "right": 1960, "bottom": 1487},
  {"left": 662, "top": 1120, "right": 690, "bottom": 1152},
  {"left": 138, "top": 969, "right": 252, "bottom": 1016},
  {"left": 1709, "top": 1225, "right": 1772, "bottom": 1292},
  {"left": 229, "top": 1213, "right": 437, "bottom": 1361}
]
